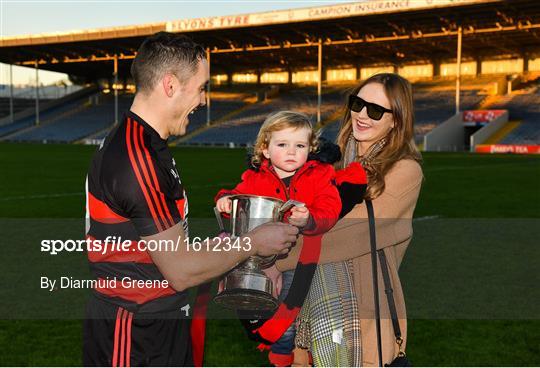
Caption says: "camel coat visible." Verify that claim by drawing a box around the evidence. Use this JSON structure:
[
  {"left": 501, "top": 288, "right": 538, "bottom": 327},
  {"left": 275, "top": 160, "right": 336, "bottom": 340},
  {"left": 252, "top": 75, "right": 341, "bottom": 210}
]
[{"left": 276, "top": 159, "right": 423, "bottom": 366}]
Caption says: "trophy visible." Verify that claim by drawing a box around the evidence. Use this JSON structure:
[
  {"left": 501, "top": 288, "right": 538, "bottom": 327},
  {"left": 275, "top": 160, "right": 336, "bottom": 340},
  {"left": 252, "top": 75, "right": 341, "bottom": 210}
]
[{"left": 213, "top": 194, "right": 303, "bottom": 312}]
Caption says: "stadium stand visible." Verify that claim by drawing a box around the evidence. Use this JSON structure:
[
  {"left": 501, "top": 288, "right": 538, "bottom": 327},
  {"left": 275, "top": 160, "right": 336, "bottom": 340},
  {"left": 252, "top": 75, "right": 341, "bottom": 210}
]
[
  {"left": 2, "top": 0, "right": 540, "bottom": 152},
  {"left": 319, "top": 119, "right": 342, "bottom": 142},
  {"left": 0, "top": 98, "right": 51, "bottom": 119},
  {"left": 4, "top": 78, "right": 535, "bottom": 148},
  {"left": 182, "top": 87, "right": 347, "bottom": 146},
  {"left": 184, "top": 98, "right": 247, "bottom": 134},
  {"left": 0, "top": 100, "right": 83, "bottom": 139},
  {"left": 0, "top": 85, "right": 99, "bottom": 138},
  {"left": 0, "top": 85, "right": 81, "bottom": 101},
  {"left": 413, "top": 90, "right": 485, "bottom": 144},
  {"left": 487, "top": 89, "right": 540, "bottom": 145},
  {"left": 83, "top": 94, "right": 249, "bottom": 143},
  {"left": 4, "top": 93, "right": 132, "bottom": 143},
  {"left": 181, "top": 83, "right": 491, "bottom": 146},
  {"left": 320, "top": 85, "right": 487, "bottom": 144}
]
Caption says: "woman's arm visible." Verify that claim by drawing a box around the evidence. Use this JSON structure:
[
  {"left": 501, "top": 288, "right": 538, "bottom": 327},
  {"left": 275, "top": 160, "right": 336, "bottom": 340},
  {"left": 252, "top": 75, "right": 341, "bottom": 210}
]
[
  {"left": 276, "top": 159, "right": 423, "bottom": 271},
  {"left": 301, "top": 164, "right": 342, "bottom": 235}
]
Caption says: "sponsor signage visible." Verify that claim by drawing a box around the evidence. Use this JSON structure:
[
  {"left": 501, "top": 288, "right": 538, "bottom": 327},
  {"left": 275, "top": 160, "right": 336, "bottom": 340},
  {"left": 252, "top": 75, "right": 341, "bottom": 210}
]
[
  {"left": 463, "top": 110, "right": 506, "bottom": 126},
  {"left": 475, "top": 144, "right": 540, "bottom": 154},
  {"left": 166, "top": 0, "right": 489, "bottom": 32}
]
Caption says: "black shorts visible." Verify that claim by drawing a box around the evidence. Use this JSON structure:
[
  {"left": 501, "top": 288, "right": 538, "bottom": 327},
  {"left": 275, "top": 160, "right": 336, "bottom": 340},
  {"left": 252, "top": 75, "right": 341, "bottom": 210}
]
[{"left": 83, "top": 295, "right": 192, "bottom": 367}]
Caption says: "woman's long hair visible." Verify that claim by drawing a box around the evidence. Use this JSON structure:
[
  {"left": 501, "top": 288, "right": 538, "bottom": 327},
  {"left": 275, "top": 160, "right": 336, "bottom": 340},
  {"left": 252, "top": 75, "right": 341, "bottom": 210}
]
[{"left": 336, "top": 73, "right": 422, "bottom": 199}]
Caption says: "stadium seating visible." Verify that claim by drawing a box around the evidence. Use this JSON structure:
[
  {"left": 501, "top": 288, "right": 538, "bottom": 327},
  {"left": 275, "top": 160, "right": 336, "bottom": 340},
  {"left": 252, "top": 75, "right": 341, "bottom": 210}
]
[
  {"left": 0, "top": 98, "right": 51, "bottom": 119},
  {"left": 0, "top": 85, "right": 99, "bottom": 139},
  {"left": 184, "top": 87, "right": 346, "bottom": 146},
  {"left": 319, "top": 119, "right": 342, "bottom": 142},
  {"left": 183, "top": 99, "right": 247, "bottom": 134},
  {"left": 2, "top": 80, "right": 537, "bottom": 147},
  {"left": 0, "top": 119, "right": 35, "bottom": 138},
  {"left": 0, "top": 99, "right": 84, "bottom": 138},
  {"left": 5, "top": 94, "right": 132, "bottom": 143},
  {"left": 413, "top": 90, "right": 485, "bottom": 143},
  {"left": 85, "top": 96, "right": 247, "bottom": 143},
  {"left": 489, "top": 91, "right": 540, "bottom": 145},
  {"left": 319, "top": 89, "right": 485, "bottom": 143}
]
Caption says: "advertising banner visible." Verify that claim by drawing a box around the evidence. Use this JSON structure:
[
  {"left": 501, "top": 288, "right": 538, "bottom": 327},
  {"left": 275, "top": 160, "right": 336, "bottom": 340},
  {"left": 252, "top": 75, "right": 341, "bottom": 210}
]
[
  {"left": 166, "top": 0, "right": 489, "bottom": 32},
  {"left": 463, "top": 110, "right": 506, "bottom": 126},
  {"left": 475, "top": 144, "right": 540, "bottom": 154}
]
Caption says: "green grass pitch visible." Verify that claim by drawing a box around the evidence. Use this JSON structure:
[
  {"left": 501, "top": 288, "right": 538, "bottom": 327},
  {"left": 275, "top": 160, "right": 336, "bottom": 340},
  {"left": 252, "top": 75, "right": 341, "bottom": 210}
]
[{"left": 0, "top": 143, "right": 538, "bottom": 366}]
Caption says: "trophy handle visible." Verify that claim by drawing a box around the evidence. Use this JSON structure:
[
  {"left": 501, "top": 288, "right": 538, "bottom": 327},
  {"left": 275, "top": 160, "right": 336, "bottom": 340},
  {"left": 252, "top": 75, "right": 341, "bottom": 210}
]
[
  {"left": 258, "top": 254, "right": 277, "bottom": 268},
  {"left": 213, "top": 207, "right": 227, "bottom": 233},
  {"left": 277, "top": 199, "right": 305, "bottom": 220}
]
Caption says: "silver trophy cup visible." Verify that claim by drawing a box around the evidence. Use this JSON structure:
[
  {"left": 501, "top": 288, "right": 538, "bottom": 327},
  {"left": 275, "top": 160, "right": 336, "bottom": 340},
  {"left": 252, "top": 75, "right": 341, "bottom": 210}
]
[{"left": 213, "top": 194, "right": 303, "bottom": 311}]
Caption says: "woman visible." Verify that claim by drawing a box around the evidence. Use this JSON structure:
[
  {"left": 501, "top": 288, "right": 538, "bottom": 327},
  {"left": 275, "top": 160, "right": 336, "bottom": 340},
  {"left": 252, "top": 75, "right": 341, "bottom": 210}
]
[{"left": 275, "top": 73, "right": 423, "bottom": 366}]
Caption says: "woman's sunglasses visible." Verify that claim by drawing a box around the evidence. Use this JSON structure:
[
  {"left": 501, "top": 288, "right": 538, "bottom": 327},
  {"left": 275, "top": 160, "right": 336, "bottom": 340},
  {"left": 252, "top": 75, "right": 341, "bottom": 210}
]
[{"left": 348, "top": 95, "right": 393, "bottom": 121}]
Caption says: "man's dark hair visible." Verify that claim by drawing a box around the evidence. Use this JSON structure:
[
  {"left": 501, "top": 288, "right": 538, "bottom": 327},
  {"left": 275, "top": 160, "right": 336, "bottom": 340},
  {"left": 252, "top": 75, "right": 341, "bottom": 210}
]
[{"left": 131, "top": 32, "right": 206, "bottom": 94}]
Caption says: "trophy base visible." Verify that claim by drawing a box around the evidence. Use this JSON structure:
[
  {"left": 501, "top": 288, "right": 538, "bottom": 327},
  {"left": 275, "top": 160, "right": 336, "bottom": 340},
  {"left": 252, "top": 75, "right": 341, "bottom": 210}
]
[
  {"left": 213, "top": 258, "right": 279, "bottom": 312},
  {"left": 213, "top": 289, "right": 279, "bottom": 311}
]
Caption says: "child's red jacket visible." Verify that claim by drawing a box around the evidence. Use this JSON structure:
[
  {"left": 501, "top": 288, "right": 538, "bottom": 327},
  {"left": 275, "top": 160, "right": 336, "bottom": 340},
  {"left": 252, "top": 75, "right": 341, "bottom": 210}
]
[{"left": 215, "top": 159, "right": 341, "bottom": 235}]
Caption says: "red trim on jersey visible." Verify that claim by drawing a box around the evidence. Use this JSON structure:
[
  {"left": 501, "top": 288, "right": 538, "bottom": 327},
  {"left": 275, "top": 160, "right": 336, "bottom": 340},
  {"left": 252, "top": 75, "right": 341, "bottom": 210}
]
[
  {"left": 132, "top": 123, "right": 170, "bottom": 230},
  {"left": 88, "top": 192, "right": 128, "bottom": 224},
  {"left": 126, "top": 118, "right": 163, "bottom": 232},
  {"left": 86, "top": 236, "right": 153, "bottom": 264},
  {"left": 119, "top": 309, "right": 127, "bottom": 367},
  {"left": 175, "top": 198, "right": 186, "bottom": 219},
  {"left": 112, "top": 307, "right": 123, "bottom": 367},
  {"left": 138, "top": 124, "right": 175, "bottom": 228},
  {"left": 95, "top": 277, "right": 176, "bottom": 304},
  {"left": 126, "top": 311, "right": 133, "bottom": 367},
  {"left": 111, "top": 307, "right": 133, "bottom": 368}
]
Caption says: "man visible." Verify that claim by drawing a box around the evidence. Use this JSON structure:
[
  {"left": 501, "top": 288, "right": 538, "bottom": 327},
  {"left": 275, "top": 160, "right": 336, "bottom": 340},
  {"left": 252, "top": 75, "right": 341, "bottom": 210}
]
[{"left": 83, "top": 32, "right": 298, "bottom": 366}]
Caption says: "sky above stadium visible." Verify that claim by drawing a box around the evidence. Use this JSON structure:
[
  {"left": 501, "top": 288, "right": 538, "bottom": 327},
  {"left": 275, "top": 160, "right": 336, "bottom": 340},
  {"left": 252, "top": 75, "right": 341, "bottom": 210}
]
[{"left": 0, "top": 0, "right": 349, "bottom": 85}]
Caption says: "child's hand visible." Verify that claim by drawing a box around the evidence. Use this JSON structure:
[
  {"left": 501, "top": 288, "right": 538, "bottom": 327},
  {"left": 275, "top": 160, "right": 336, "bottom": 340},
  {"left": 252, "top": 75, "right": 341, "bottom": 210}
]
[
  {"left": 216, "top": 196, "right": 232, "bottom": 213},
  {"left": 262, "top": 264, "right": 283, "bottom": 298},
  {"left": 289, "top": 206, "right": 310, "bottom": 228}
]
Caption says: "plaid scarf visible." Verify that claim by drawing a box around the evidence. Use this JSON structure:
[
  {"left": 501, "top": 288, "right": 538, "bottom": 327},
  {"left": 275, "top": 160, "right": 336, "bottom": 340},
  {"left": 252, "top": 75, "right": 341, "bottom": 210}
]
[
  {"left": 296, "top": 260, "right": 361, "bottom": 366},
  {"left": 292, "top": 133, "right": 383, "bottom": 365}
]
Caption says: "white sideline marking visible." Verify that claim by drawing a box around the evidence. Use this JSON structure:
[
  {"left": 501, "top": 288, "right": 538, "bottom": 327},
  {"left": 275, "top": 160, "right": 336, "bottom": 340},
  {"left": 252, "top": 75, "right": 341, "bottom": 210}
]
[
  {"left": 189, "top": 182, "right": 237, "bottom": 188},
  {"left": 413, "top": 215, "right": 440, "bottom": 222},
  {"left": 0, "top": 192, "right": 83, "bottom": 201},
  {"left": 426, "top": 161, "right": 537, "bottom": 172},
  {"left": 0, "top": 182, "right": 238, "bottom": 201}
]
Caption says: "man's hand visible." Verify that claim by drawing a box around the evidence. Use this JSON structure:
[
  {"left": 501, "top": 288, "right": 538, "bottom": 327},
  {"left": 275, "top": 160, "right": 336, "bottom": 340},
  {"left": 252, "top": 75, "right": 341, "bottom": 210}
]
[
  {"left": 289, "top": 206, "right": 310, "bottom": 228},
  {"left": 145, "top": 221, "right": 296, "bottom": 293},
  {"left": 249, "top": 222, "right": 299, "bottom": 257},
  {"left": 216, "top": 196, "right": 232, "bottom": 213}
]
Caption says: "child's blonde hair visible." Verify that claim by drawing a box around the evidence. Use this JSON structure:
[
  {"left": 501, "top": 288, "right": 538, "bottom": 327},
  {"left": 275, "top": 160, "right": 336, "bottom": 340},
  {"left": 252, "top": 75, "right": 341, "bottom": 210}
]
[{"left": 252, "top": 111, "right": 318, "bottom": 167}]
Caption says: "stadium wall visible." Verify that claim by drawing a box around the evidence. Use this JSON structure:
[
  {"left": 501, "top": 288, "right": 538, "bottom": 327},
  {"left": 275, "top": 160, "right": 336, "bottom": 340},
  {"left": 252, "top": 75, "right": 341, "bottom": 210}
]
[
  {"left": 424, "top": 114, "right": 464, "bottom": 152},
  {"left": 209, "top": 58, "right": 540, "bottom": 86},
  {"left": 469, "top": 111, "right": 509, "bottom": 151}
]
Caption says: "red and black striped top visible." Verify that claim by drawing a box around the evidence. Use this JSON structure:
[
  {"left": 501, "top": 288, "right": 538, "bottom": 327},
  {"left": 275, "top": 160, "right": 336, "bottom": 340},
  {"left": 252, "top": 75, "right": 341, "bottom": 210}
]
[{"left": 85, "top": 111, "right": 189, "bottom": 313}]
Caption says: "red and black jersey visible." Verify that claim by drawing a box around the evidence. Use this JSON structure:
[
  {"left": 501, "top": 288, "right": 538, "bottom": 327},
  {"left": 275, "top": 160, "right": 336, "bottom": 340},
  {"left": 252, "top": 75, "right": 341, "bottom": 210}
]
[{"left": 85, "top": 110, "right": 189, "bottom": 313}]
